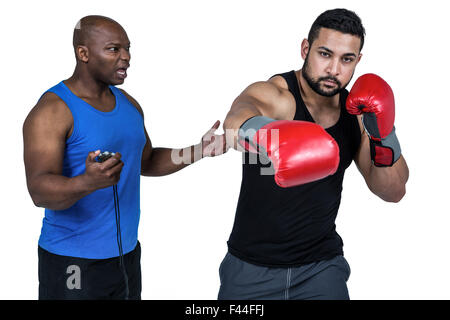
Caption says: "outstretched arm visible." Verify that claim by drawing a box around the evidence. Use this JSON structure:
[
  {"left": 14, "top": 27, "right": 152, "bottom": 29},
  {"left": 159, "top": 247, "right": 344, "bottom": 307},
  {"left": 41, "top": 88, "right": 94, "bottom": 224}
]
[
  {"left": 120, "top": 89, "right": 228, "bottom": 177},
  {"left": 223, "top": 78, "right": 294, "bottom": 151}
]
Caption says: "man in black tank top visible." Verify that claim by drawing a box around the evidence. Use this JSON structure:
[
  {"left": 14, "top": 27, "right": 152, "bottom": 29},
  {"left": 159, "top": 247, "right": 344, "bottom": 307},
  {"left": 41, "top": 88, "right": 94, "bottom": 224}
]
[{"left": 219, "top": 9, "right": 409, "bottom": 300}]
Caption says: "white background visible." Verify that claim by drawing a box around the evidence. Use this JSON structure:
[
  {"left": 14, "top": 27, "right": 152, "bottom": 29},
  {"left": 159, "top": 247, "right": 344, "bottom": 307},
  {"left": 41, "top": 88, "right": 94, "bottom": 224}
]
[{"left": 1, "top": 0, "right": 448, "bottom": 300}]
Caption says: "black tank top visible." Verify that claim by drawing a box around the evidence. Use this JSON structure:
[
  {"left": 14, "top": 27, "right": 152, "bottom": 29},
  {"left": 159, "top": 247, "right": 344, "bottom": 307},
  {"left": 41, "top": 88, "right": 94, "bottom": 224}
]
[{"left": 227, "top": 70, "right": 361, "bottom": 267}]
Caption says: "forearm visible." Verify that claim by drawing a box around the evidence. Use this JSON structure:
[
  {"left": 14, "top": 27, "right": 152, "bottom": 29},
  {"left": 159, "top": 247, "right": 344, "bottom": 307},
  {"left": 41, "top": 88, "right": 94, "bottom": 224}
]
[
  {"left": 28, "top": 173, "right": 94, "bottom": 211},
  {"left": 141, "top": 145, "right": 202, "bottom": 177},
  {"left": 223, "top": 100, "right": 262, "bottom": 150},
  {"left": 366, "top": 155, "right": 409, "bottom": 202}
]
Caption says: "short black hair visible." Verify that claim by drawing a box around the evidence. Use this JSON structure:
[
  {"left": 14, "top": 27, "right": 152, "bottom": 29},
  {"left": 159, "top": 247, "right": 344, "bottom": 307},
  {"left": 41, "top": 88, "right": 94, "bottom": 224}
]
[{"left": 307, "top": 8, "right": 365, "bottom": 52}]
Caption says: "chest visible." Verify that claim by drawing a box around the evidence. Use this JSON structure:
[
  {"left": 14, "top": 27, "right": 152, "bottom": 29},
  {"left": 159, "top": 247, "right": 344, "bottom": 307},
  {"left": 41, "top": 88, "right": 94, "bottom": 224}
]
[
  {"left": 304, "top": 104, "right": 341, "bottom": 130},
  {"left": 67, "top": 98, "right": 146, "bottom": 153},
  {"left": 82, "top": 95, "right": 116, "bottom": 112}
]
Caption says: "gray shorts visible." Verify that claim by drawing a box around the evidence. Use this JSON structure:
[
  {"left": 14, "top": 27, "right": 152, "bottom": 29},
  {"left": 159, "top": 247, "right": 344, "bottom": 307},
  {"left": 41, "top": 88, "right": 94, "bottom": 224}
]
[{"left": 218, "top": 253, "right": 351, "bottom": 300}]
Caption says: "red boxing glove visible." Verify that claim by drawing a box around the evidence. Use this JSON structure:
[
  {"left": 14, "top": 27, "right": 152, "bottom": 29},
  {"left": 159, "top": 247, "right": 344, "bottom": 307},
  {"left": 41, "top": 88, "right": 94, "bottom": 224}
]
[
  {"left": 238, "top": 117, "right": 340, "bottom": 187},
  {"left": 346, "top": 73, "right": 401, "bottom": 166}
]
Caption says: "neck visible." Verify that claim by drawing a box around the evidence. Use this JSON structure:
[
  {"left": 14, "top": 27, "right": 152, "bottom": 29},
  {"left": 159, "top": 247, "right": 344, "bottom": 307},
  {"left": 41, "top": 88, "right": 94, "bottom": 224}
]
[
  {"left": 65, "top": 66, "right": 110, "bottom": 98},
  {"left": 296, "top": 69, "right": 340, "bottom": 110}
]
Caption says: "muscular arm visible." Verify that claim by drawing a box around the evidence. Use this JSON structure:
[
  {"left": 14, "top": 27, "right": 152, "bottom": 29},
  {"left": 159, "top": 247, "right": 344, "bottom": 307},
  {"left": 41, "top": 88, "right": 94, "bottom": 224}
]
[
  {"left": 120, "top": 89, "right": 203, "bottom": 177},
  {"left": 223, "top": 77, "right": 295, "bottom": 150},
  {"left": 354, "top": 115, "right": 409, "bottom": 202},
  {"left": 23, "top": 93, "right": 94, "bottom": 211}
]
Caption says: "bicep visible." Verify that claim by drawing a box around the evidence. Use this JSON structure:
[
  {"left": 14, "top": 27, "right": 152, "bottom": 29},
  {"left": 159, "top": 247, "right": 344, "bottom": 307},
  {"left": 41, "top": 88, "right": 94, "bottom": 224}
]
[
  {"left": 225, "top": 81, "right": 294, "bottom": 129},
  {"left": 23, "top": 96, "right": 71, "bottom": 187},
  {"left": 141, "top": 125, "right": 153, "bottom": 166}
]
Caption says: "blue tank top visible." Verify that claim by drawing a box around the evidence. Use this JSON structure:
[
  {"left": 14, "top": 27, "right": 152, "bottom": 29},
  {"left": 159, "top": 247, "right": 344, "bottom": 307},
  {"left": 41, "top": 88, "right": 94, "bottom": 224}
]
[{"left": 38, "top": 81, "right": 147, "bottom": 259}]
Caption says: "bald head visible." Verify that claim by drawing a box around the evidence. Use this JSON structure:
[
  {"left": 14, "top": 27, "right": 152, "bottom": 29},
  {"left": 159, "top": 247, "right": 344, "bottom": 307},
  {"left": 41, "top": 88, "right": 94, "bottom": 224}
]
[{"left": 73, "top": 15, "right": 126, "bottom": 50}]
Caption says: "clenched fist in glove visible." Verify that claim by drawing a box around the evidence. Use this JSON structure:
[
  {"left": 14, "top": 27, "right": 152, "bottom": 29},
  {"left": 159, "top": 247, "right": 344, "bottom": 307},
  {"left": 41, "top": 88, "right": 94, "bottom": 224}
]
[
  {"left": 346, "top": 73, "right": 402, "bottom": 167},
  {"left": 238, "top": 116, "right": 340, "bottom": 187}
]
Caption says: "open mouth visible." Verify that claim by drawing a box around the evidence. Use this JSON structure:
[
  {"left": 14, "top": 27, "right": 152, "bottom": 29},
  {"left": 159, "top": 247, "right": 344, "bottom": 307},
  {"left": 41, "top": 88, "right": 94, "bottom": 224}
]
[{"left": 116, "top": 68, "right": 127, "bottom": 79}]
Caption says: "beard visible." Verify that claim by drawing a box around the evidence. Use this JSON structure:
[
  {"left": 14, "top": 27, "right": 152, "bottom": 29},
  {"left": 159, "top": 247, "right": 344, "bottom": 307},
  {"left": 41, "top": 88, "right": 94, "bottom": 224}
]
[{"left": 301, "top": 53, "right": 351, "bottom": 97}]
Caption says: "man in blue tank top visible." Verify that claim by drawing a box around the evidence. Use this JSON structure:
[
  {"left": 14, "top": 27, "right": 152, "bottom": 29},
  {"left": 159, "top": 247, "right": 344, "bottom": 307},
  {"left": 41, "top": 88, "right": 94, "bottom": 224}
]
[
  {"left": 219, "top": 9, "right": 409, "bottom": 299},
  {"left": 23, "top": 15, "right": 228, "bottom": 300}
]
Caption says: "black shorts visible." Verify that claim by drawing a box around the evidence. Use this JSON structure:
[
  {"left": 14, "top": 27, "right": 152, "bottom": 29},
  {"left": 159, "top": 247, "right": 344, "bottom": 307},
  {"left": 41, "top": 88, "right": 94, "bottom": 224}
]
[{"left": 38, "top": 241, "right": 142, "bottom": 300}]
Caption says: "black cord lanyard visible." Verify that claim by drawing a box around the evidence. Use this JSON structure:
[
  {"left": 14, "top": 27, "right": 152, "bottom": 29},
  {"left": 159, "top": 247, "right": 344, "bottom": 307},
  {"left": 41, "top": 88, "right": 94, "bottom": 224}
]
[{"left": 113, "top": 184, "right": 129, "bottom": 300}]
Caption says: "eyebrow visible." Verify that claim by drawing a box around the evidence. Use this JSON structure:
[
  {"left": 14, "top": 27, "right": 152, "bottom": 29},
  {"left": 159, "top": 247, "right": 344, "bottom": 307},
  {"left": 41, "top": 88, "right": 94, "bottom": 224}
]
[
  {"left": 105, "top": 42, "right": 131, "bottom": 46},
  {"left": 317, "top": 46, "right": 357, "bottom": 58}
]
